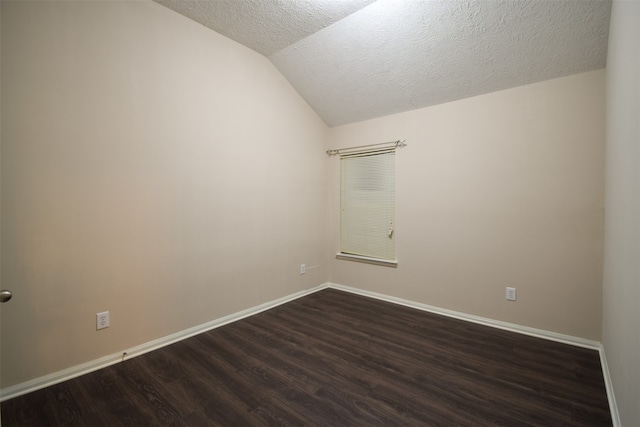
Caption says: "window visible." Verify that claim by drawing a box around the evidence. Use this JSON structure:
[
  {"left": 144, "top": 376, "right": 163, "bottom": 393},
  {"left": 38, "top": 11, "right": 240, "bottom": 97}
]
[{"left": 340, "top": 150, "right": 396, "bottom": 265}]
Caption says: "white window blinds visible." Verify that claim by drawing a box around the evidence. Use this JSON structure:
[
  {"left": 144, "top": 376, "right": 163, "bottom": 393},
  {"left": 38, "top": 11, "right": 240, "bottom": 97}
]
[{"left": 340, "top": 151, "right": 395, "bottom": 261}]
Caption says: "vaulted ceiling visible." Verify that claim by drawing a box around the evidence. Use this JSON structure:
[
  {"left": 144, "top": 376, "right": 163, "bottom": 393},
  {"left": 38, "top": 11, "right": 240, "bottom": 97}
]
[{"left": 154, "top": 0, "right": 611, "bottom": 127}]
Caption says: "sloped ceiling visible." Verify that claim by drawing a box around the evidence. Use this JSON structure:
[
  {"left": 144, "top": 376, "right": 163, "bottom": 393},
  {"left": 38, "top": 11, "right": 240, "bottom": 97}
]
[{"left": 154, "top": 0, "right": 611, "bottom": 127}]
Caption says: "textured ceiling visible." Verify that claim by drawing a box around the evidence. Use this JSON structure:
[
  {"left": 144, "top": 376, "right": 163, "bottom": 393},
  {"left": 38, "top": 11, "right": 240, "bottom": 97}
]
[
  {"left": 154, "top": 0, "right": 377, "bottom": 56},
  {"left": 154, "top": 0, "right": 611, "bottom": 127}
]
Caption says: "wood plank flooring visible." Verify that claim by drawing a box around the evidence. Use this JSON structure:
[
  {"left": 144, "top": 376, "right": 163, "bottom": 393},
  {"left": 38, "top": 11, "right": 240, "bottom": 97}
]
[{"left": 2, "top": 288, "right": 612, "bottom": 426}]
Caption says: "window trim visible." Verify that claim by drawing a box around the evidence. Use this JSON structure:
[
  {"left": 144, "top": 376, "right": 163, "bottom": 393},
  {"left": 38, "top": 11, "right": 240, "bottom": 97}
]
[{"left": 336, "top": 252, "right": 398, "bottom": 268}]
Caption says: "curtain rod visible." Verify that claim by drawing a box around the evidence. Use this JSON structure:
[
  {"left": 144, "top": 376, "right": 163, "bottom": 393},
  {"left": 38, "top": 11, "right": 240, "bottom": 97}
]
[{"left": 326, "top": 139, "right": 406, "bottom": 157}]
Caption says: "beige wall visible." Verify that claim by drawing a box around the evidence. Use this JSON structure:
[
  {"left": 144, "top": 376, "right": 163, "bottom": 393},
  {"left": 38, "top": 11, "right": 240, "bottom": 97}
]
[
  {"left": 328, "top": 70, "right": 606, "bottom": 340},
  {"left": 603, "top": 0, "right": 640, "bottom": 424},
  {"left": 0, "top": 0, "right": 614, "bottom": 395},
  {"left": 0, "top": 1, "right": 328, "bottom": 388}
]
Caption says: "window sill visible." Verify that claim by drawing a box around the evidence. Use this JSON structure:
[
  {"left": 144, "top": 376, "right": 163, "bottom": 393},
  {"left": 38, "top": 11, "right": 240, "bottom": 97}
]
[{"left": 336, "top": 253, "right": 398, "bottom": 268}]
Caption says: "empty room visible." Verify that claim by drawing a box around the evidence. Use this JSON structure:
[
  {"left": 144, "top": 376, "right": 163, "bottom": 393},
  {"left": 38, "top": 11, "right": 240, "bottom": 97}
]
[{"left": 1, "top": 0, "right": 638, "bottom": 425}]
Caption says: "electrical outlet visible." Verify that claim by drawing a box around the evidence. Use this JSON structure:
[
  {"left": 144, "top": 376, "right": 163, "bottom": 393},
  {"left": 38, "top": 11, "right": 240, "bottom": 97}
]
[
  {"left": 300, "top": 264, "right": 306, "bottom": 275},
  {"left": 97, "top": 311, "right": 110, "bottom": 330},
  {"left": 506, "top": 287, "right": 516, "bottom": 301}
]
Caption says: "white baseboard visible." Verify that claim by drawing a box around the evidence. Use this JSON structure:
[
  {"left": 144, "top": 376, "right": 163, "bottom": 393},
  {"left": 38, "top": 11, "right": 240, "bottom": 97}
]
[
  {"left": 326, "top": 283, "right": 601, "bottom": 349},
  {"left": 598, "top": 347, "right": 621, "bottom": 427},
  {"left": 1, "top": 281, "right": 620, "bottom": 427},
  {"left": 0, "top": 284, "right": 327, "bottom": 402}
]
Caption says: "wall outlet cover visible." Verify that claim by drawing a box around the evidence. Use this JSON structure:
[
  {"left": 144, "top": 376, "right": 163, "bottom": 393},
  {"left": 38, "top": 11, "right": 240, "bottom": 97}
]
[{"left": 97, "top": 311, "right": 110, "bottom": 330}]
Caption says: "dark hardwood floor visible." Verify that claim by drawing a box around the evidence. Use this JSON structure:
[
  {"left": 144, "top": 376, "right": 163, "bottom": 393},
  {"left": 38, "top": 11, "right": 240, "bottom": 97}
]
[{"left": 2, "top": 288, "right": 612, "bottom": 426}]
